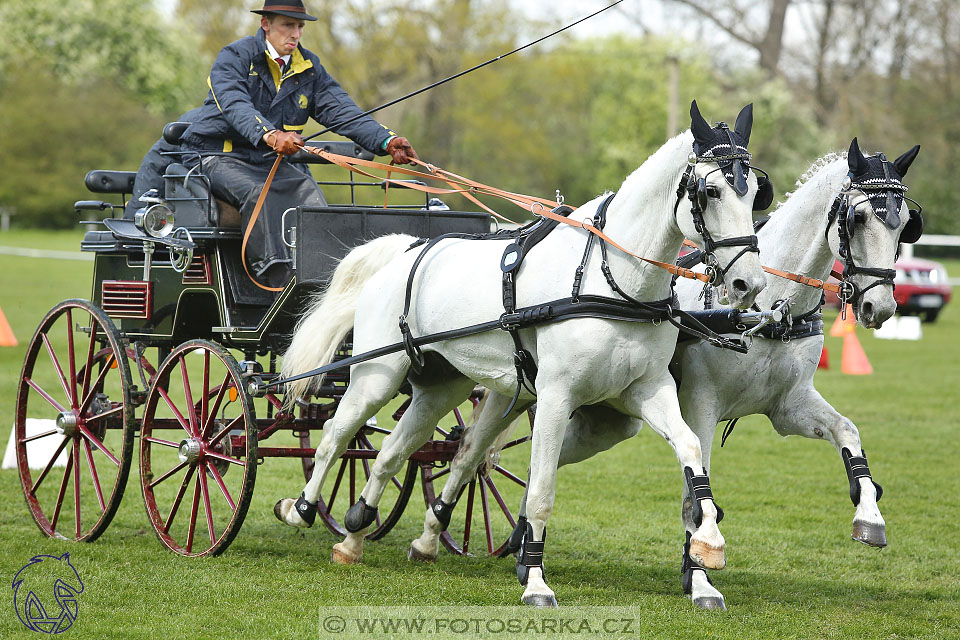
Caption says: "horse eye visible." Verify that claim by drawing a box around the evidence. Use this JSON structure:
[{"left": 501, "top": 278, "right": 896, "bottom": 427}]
[{"left": 705, "top": 185, "right": 722, "bottom": 199}]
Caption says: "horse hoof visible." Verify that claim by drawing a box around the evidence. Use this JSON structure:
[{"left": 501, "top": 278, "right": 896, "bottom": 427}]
[
  {"left": 273, "top": 499, "right": 287, "bottom": 521},
  {"left": 407, "top": 545, "right": 437, "bottom": 563},
  {"left": 331, "top": 544, "right": 361, "bottom": 565},
  {"left": 273, "top": 498, "right": 309, "bottom": 528},
  {"left": 689, "top": 540, "right": 726, "bottom": 570},
  {"left": 693, "top": 596, "right": 727, "bottom": 611},
  {"left": 521, "top": 593, "right": 558, "bottom": 608},
  {"left": 852, "top": 520, "right": 887, "bottom": 548}
]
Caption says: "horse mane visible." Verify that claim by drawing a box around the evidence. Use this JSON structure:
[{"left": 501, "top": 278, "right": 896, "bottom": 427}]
[{"left": 615, "top": 130, "right": 692, "bottom": 209}]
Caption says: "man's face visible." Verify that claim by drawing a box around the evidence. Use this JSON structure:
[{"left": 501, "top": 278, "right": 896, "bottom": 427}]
[{"left": 262, "top": 15, "right": 305, "bottom": 56}]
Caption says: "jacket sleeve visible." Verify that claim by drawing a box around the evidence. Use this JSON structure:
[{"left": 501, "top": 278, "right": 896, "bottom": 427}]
[
  {"left": 207, "top": 43, "right": 277, "bottom": 147},
  {"left": 310, "top": 66, "right": 395, "bottom": 155}
]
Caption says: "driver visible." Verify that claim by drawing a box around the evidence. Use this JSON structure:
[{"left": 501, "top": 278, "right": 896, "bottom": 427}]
[{"left": 179, "top": 0, "right": 418, "bottom": 287}]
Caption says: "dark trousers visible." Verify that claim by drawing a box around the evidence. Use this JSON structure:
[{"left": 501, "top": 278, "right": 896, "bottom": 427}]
[{"left": 201, "top": 156, "right": 326, "bottom": 285}]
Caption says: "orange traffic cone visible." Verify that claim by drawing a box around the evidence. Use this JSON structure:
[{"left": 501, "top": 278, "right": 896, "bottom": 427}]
[
  {"left": 841, "top": 331, "right": 872, "bottom": 375},
  {"left": 0, "top": 306, "right": 16, "bottom": 347},
  {"left": 830, "top": 305, "right": 856, "bottom": 337},
  {"left": 817, "top": 347, "right": 829, "bottom": 369}
]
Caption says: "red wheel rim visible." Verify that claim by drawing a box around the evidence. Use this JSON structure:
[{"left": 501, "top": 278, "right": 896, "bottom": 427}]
[
  {"left": 15, "top": 300, "right": 134, "bottom": 541},
  {"left": 140, "top": 341, "right": 256, "bottom": 557}
]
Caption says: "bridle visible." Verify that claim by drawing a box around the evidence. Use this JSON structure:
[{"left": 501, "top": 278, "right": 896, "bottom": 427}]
[
  {"left": 825, "top": 157, "right": 923, "bottom": 313},
  {"left": 675, "top": 128, "right": 768, "bottom": 289}
]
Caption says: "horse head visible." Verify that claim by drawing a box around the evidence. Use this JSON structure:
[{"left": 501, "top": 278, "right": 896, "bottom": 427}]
[
  {"left": 827, "top": 138, "right": 922, "bottom": 328},
  {"left": 683, "top": 100, "right": 768, "bottom": 309}
]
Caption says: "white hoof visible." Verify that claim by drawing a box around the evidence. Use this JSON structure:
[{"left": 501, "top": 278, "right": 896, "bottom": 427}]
[
  {"left": 689, "top": 537, "right": 725, "bottom": 570},
  {"left": 521, "top": 593, "right": 558, "bottom": 608},
  {"left": 407, "top": 542, "right": 437, "bottom": 563},
  {"left": 331, "top": 542, "right": 362, "bottom": 565},
  {"left": 274, "top": 498, "right": 311, "bottom": 528}
]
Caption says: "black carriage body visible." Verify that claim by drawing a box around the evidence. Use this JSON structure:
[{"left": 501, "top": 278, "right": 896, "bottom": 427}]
[{"left": 79, "top": 146, "right": 491, "bottom": 351}]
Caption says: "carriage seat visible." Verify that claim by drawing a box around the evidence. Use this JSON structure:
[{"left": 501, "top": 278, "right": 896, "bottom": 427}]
[
  {"left": 84, "top": 170, "right": 136, "bottom": 194},
  {"left": 163, "top": 163, "right": 241, "bottom": 229},
  {"left": 163, "top": 121, "right": 190, "bottom": 145}
]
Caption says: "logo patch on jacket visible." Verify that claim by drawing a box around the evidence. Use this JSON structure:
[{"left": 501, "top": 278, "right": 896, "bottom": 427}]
[
  {"left": 298, "top": 94, "right": 308, "bottom": 109},
  {"left": 249, "top": 63, "right": 258, "bottom": 76}
]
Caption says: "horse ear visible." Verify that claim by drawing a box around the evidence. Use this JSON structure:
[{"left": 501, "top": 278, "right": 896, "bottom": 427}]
[
  {"left": 893, "top": 145, "right": 920, "bottom": 177},
  {"left": 689, "top": 100, "right": 713, "bottom": 145},
  {"left": 734, "top": 103, "right": 753, "bottom": 145},
  {"left": 848, "top": 138, "right": 869, "bottom": 176}
]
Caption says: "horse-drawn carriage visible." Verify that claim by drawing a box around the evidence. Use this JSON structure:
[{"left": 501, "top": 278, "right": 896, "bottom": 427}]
[{"left": 14, "top": 125, "right": 532, "bottom": 557}]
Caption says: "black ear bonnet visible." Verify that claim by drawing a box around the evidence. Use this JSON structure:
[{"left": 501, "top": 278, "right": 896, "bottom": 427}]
[
  {"left": 844, "top": 140, "right": 923, "bottom": 244},
  {"left": 689, "top": 102, "right": 773, "bottom": 210}
]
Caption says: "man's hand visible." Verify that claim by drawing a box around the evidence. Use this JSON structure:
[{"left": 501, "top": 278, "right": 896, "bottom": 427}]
[
  {"left": 263, "top": 130, "right": 303, "bottom": 155},
  {"left": 385, "top": 136, "right": 418, "bottom": 164}
]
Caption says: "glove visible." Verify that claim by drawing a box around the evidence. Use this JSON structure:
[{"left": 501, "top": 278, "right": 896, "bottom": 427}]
[
  {"left": 264, "top": 130, "right": 303, "bottom": 156},
  {"left": 385, "top": 136, "right": 418, "bottom": 164}
]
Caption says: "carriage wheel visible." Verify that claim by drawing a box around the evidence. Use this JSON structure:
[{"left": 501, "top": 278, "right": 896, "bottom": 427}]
[
  {"left": 298, "top": 418, "right": 417, "bottom": 541},
  {"left": 421, "top": 409, "right": 533, "bottom": 556},
  {"left": 140, "top": 340, "right": 257, "bottom": 557},
  {"left": 15, "top": 299, "right": 135, "bottom": 542}
]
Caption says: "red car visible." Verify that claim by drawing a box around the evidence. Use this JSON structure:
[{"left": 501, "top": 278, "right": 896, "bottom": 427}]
[{"left": 825, "top": 257, "right": 951, "bottom": 322}]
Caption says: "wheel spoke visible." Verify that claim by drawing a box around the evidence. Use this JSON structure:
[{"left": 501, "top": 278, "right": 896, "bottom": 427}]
[
  {"left": 20, "top": 428, "right": 59, "bottom": 445},
  {"left": 207, "top": 415, "right": 242, "bottom": 447},
  {"left": 66, "top": 309, "right": 78, "bottom": 408},
  {"left": 41, "top": 333, "right": 72, "bottom": 407},
  {"left": 143, "top": 436, "right": 180, "bottom": 449},
  {"left": 157, "top": 386, "right": 192, "bottom": 436},
  {"left": 200, "top": 373, "right": 231, "bottom": 440},
  {"left": 73, "top": 439, "right": 82, "bottom": 538},
  {"left": 84, "top": 402, "right": 123, "bottom": 425},
  {"left": 50, "top": 449, "right": 75, "bottom": 533},
  {"left": 206, "top": 461, "right": 235, "bottom": 510},
  {"left": 198, "top": 464, "right": 216, "bottom": 546},
  {"left": 78, "top": 352, "right": 115, "bottom": 415},
  {"left": 326, "top": 459, "right": 349, "bottom": 515},
  {"left": 30, "top": 436, "right": 71, "bottom": 494},
  {"left": 462, "top": 480, "right": 476, "bottom": 555},
  {"left": 204, "top": 451, "right": 246, "bottom": 467},
  {"left": 493, "top": 465, "right": 526, "bottom": 487},
  {"left": 164, "top": 466, "right": 195, "bottom": 533},
  {"left": 24, "top": 377, "right": 66, "bottom": 413},
  {"left": 186, "top": 478, "right": 201, "bottom": 554},
  {"left": 500, "top": 435, "right": 532, "bottom": 450},
  {"left": 200, "top": 350, "right": 210, "bottom": 432},
  {"left": 179, "top": 356, "right": 199, "bottom": 436},
  {"left": 77, "top": 425, "right": 120, "bottom": 467},
  {"left": 79, "top": 322, "right": 99, "bottom": 404},
  {"left": 349, "top": 457, "right": 356, "bottom": 506},
  {"left": 483, "top": 473, "right": 517, "bottom": 528},
  {"left": 150, "top": 459, "right": 190, "bottom": 489},
  {"left": 81, "top": 438, "right": 106, "bottom": 512},
  {"left": 478, "top": 472, "right": 494, "bottom": 554},
  {"left": 424, "top": 466, "right": 450, "bottom": 483}
]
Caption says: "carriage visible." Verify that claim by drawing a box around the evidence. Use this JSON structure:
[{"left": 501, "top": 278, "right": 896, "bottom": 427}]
[{"left": 14, "top": 124, "right": 533, "bottom": 557}]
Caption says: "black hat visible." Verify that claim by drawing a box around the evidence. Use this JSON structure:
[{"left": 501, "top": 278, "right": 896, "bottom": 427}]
[{"left": 252, "top": 1, "right": 317, "bottom": 21}]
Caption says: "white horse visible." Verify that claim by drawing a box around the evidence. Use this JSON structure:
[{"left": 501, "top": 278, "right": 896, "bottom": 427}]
[
  {"left": 275, "top": 101, "right": 768, "bottom": 607},
  {"left": 462, "top": 138, "right": 920, "bottom": 610}
]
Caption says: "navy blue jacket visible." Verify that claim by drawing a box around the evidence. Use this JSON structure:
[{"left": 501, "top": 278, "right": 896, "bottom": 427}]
[{"left": 181, "top": 29, "right": 395, "bottom": 164}]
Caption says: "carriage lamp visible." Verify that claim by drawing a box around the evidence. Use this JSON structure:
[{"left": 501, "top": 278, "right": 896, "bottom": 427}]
[{"left": 135, "top": 202, "right": 176, "bottom": 238}]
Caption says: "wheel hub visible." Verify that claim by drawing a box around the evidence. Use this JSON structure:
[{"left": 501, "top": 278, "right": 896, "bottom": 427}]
[
  {"left": 55, "top": 412, "right": 79, "bottom": 437},
  {"left": 178, "top": 438, "right": 203, "bottom": 465}
]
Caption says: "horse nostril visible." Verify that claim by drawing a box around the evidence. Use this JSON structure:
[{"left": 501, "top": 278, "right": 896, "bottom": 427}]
[
  {"left": 861, "top": 300, "right": 874, "bottom": 319},
  {"left": 732, "top": 278, "right": 749, "bottom": 294}
]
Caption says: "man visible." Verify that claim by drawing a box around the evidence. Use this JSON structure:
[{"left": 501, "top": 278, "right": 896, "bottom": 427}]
[{"left": 179, "top": 0, "right": 418, "bottom": 287}]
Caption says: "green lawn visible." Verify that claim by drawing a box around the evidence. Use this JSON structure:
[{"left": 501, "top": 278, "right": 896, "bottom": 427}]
[{"left": 0, "top": 229, "right": 958, "bottom": 639}]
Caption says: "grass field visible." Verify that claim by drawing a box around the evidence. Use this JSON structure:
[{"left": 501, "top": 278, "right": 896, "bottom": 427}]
[{"left": 0, "top": 229, "right": 958, "bottom": 639}]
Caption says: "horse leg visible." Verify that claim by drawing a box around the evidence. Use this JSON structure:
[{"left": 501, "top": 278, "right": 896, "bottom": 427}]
[
  {"left": 622, "top": 373, "right": 726, "bottom": 570},
  {"left": 517, "top": 386, "right": 575, "bottom": 608},
  {"left": 674, "top": 401, "right": 727, "bottom": 610},
  {"left": 274, "top": 356, "right": 407, "bottom": 533},
  {"left": 770, "top": 386, "right": 886, "bottom": 547},
  {"left": 409, "top": 392, "right": 528, "bottom": 562},
  {"left": 332, "top": 376, "right": 476, "bottom": 563}
]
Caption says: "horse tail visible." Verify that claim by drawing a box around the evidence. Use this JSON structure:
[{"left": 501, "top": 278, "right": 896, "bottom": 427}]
[{"left": 281, "top": 233, "right": 417, "bottom": 407}]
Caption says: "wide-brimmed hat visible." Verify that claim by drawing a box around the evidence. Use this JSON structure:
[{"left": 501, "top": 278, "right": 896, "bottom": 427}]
[{"left": 251, "top": 1, "right": 317, "bottom": 21}]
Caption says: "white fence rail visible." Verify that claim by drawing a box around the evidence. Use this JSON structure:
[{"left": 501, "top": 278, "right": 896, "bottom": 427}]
[{"left": 900, "top": 235, "right": 960, "bottom": 286}]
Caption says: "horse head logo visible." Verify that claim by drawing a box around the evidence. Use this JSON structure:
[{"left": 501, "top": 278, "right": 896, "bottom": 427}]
[{"left": 12, "top": 553, "right": 84, "bottom": 634}]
